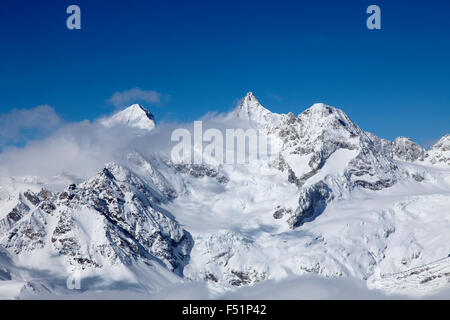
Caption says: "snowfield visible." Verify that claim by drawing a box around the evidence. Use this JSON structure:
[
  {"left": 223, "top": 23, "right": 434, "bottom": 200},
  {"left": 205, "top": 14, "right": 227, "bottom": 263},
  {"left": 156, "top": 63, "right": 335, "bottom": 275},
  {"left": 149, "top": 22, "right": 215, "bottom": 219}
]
[{"left": 0, "top": 93, "right": 449, "bottom": 299}]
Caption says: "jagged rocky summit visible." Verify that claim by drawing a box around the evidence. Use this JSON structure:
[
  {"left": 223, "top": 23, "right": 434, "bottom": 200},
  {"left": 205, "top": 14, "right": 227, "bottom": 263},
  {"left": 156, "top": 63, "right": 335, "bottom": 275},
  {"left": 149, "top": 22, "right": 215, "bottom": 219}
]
[{"left": 0, "top": 94, "right": 449, "bottom": 298}]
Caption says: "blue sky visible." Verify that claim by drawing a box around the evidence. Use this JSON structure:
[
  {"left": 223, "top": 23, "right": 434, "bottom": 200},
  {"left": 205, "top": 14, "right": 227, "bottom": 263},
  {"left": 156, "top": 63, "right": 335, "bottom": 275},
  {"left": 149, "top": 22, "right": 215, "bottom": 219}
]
[{"left": 0, "top": 0, "right": 449, "bottom": 147}]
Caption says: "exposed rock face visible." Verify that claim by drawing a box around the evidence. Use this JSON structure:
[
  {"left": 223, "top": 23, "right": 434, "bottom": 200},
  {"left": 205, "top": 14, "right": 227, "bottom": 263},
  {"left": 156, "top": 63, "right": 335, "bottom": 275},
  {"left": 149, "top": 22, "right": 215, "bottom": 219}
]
[
  {"left": 1, "top": 163, "right": 193, "bottom": 275},
  {"left": 1, "top": 92, "right": 449, "bottom": 298},
  {"left": 0, "top": 201, "right": 30, "bottom": 235},
  {"left": 345, "top": 145, "right": 399, "bottom": 191},
  {"left": 365, "top": 132, "right": 394, "bottom": 158},
  {"left": 431, "top": 134, "right": 450, "bottom": 152},
  {"left": 250, "top": 103, "right": 404, "bottom": 230},
  {"left": 254, "top": 103, "right": 403, "bottom": 192},
  {"left": 273, "top": 206, "right": 293, "bottom": 219},
  {"left": 288, "top": 181, "right": 333, "bottom": 229},
  {"left": 227, "top": 97, "right": 433, "bottom": 230},
  {"left": 165, "top": 161, "right": 229, "bottom": 184},
  {"left": 368, "top": 132, "right": 450, "bottom": 167},
  {"left": 392, "top": 137, "right": 425, "bottom": 162},
  {"left": 426, "top": 135, "right": 450, "bottom": 165},
  {"left": 0, "top": 188, "right": 57, "bottom": 235}
]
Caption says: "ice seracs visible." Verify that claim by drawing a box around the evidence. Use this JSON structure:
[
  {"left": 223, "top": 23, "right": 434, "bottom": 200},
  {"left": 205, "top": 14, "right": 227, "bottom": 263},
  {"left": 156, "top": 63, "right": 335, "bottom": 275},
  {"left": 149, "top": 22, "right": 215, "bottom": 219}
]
[{"left": 100, "top": 104, "right": 156, "bottom": 130}]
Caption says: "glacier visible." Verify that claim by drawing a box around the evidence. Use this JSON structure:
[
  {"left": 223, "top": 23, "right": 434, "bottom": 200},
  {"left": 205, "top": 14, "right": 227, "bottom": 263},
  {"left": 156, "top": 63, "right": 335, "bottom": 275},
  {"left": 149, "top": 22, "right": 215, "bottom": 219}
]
[{"left": 0, "top": 92, "right": 449, "bottom": 299}]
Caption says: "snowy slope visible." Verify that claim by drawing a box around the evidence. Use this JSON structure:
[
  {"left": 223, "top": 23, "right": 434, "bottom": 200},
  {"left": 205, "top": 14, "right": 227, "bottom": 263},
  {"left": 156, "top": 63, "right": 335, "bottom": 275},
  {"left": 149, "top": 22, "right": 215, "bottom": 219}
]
[
  {"left": 370, "top": 256, "right": 450, "bottom": 296},
  {"left": 0, "top": 93, "right": 449, "bottom": 299},
  {"left": 100, "top": 104, "right": 156, "bottom": 131},
  {"left": 426, "top": 135, "right": 450, "bottom": 166},
  {"left": 230, "top": 92, "right": 281, "bottom": 125}
]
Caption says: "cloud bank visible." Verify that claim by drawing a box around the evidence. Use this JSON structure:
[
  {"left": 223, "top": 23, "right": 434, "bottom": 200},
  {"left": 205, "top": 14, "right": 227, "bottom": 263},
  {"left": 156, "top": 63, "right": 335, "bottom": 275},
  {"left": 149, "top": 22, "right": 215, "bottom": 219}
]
[
  {"left": 0, "top": 105, "right": 63, "bottom": 147},
  {"left": 0, "top": 107, "right": 257, "bottom": 186},
  {"left": 107, "top": 88, "right": 168, "bottom": 108},
  {"left": 30, "top": 274, "right": 450, "bottom": 300},
  {"left": 0, "top": 104, "right": 449, "bottom": 300},
  {"left": 0, "top": 115, "right": 190, "bottom": 186}
]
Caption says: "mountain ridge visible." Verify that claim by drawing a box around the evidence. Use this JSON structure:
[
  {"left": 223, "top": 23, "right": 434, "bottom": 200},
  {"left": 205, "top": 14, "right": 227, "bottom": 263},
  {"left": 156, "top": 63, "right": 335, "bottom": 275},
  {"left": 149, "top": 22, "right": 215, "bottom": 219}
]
[
  {"left": 100, "top": 104, "right": 156, "bottom": 130},
  {"left": 0, "top": 92, "right": 449, "bottom": 298}
]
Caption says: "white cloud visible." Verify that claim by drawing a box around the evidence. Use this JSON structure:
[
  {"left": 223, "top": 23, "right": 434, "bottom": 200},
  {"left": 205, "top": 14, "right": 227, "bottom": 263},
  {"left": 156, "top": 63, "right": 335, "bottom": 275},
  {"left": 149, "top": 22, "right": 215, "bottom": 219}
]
[
  {"left": 29, "top": 274, "right": 450, "bottom": 300},
  {"left": 0, "top": 117, "right": 183, "bottom": 184},
  {"left": 217, "top": 275, "right": 407, "bottom": 300},
  {"left": 0, "top": 105, "right": 62, "bottom": 146},
  {"left": 149, "top": 274, "right": 449, "bottom": 300},
  {"left": 108, "top": 88, "right": 168, "bottom": 108},
  {"left": 0, "top": 106, "right": 449, "bottom": 300},
  {"left": 0, "top": 108, "right": 259, "bottom": 189}
]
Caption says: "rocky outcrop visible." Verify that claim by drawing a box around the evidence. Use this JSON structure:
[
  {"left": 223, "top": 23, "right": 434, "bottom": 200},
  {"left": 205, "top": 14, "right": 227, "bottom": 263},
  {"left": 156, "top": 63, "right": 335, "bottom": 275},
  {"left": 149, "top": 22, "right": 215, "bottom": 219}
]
[
  {"left": 392, "top": 137, "right": 425, "bottom": 162},
  {"left": 288, "top": 181, "right": 333, "bottom": 229},
  {"left": 262, "top": 103, "right": 401, "bottom": 191},
  {"left": 1, "top": 163, "right": 193, "bottom": 275},
  {"left": 272, "top": 206, "right": 293, "bottom": 219},
  {"left": 1, "top": 92, "right": 448, "bottom": 297},
  {"left": 166, "top": 161, "right": 229, "bottom": 184},
  {"left": 426, "top": 134, "right": 450, "bottom": 165}
]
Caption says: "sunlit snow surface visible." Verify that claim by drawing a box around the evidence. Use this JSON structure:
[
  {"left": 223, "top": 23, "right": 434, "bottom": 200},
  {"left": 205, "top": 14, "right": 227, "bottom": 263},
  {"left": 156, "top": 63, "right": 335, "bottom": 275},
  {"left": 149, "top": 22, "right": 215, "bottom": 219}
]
[
  {"left": 0, "top": 96, "right": 449, "bottom": 299},
  {"left": 100, "top": 104, "right": 156, "bottom": 131},
  {"left": 167, "top": 161, "right": 450, "bottom": 298}
]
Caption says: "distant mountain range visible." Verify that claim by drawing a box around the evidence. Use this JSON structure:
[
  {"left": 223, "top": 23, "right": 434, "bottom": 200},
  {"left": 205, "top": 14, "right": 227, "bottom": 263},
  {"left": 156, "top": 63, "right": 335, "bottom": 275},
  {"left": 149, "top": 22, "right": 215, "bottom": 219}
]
[{"left": 0, "top": 93, "right": 449, "bottom": 299}]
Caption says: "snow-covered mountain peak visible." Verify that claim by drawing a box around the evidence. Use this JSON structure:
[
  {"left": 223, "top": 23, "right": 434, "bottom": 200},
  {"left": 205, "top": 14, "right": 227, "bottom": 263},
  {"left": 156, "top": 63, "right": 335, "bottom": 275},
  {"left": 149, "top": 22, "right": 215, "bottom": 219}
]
[
  {"left": 392, "top": 137, "right": 425, "bottom": 162},
  {"left": 243, "top": 91, "right": 258, "bottom": 103},
  {"left": 395, "top": 136, "right": 414, "bottom": 144},
  {"left": 431, "top": 134, "right": 450, "bottom": 152},
  {"left": 295, "top": 103, "right": 362, "bottom": 142},
  {"left": 267, "top": 101, "right": 403, "bottom": 193},
  {"left": 230, "top": 92, "right": 279, "bottom": 125},
  {"left": 308, "top": 102, "right": 334, "bottom": 111},
  {"left": 100, "top": 104, "right": 156, "bottom": 130},
  {"left": 426, "top": 134, "right": 450, "bottom": 165},
  {"left": 1, "top": 94, "right": 450, "bottom": 298},
  {"left": 300, "top": 103, "right": 353, "bottom": 124}
]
